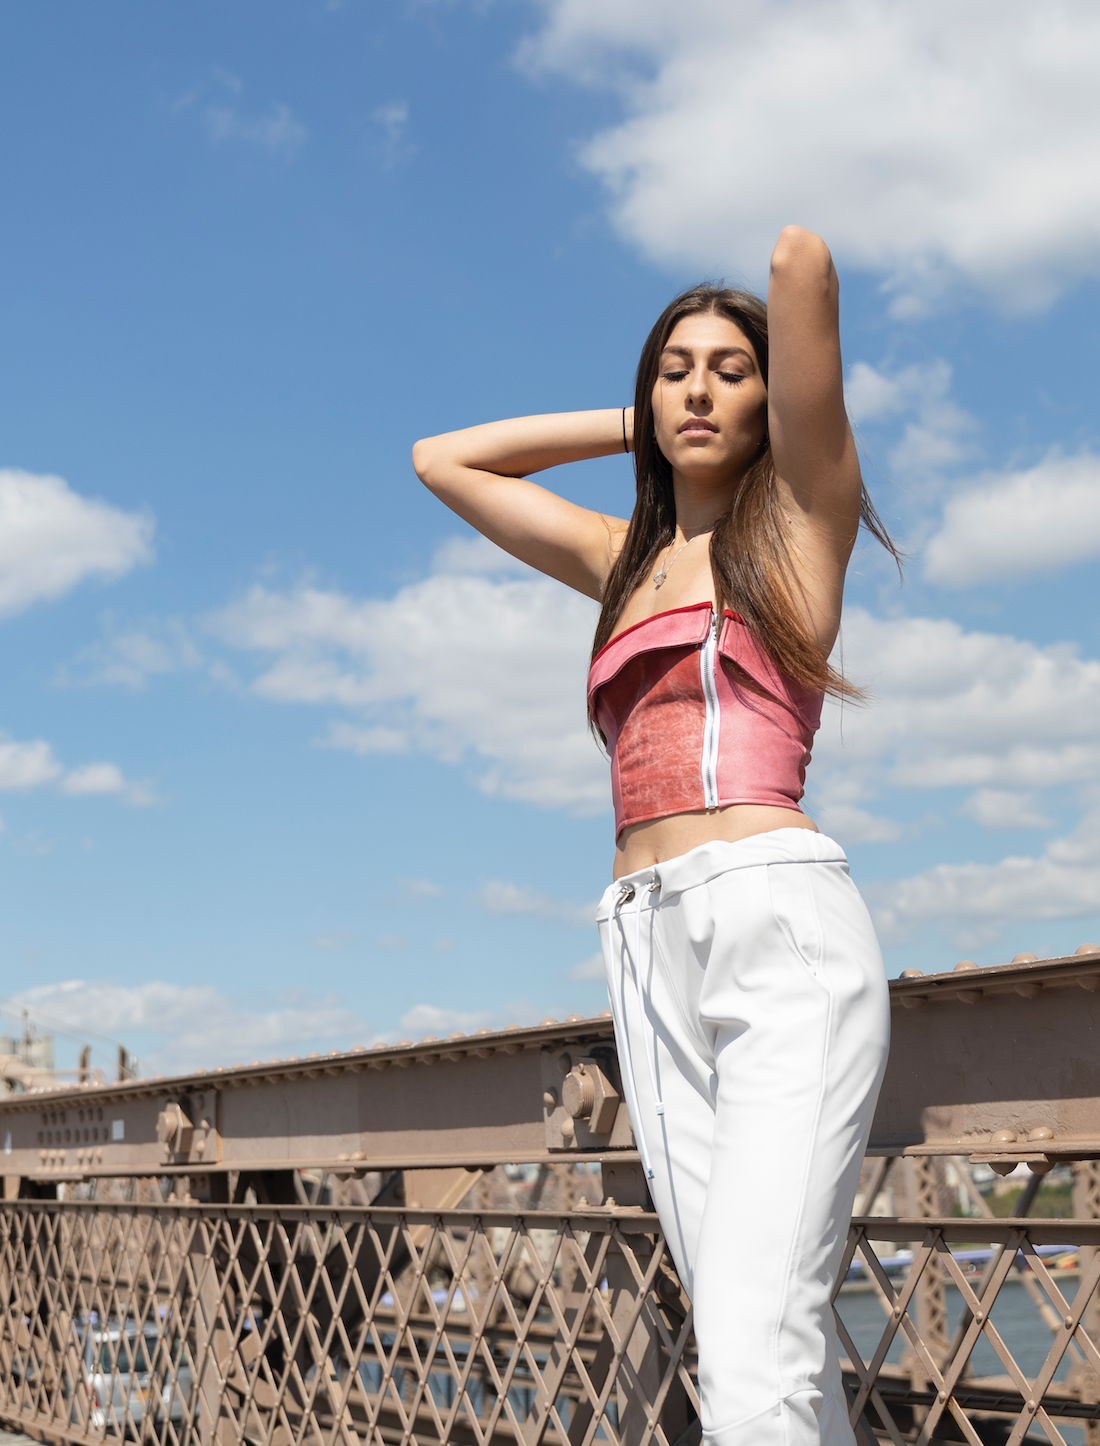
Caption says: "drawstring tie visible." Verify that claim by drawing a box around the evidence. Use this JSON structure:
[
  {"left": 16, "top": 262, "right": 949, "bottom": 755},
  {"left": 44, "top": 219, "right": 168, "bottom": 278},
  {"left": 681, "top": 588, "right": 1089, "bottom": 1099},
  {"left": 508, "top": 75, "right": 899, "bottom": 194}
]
[{"left": 613, "top": 873, "right": 664, "bottom": 1181}]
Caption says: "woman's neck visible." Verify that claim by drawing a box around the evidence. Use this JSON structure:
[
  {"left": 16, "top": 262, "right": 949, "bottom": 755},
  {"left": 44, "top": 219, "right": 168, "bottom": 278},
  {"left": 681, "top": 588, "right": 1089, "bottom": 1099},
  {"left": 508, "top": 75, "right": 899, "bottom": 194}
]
[{"left": 670, "top": 468, "right": 740, "bottom": 537}]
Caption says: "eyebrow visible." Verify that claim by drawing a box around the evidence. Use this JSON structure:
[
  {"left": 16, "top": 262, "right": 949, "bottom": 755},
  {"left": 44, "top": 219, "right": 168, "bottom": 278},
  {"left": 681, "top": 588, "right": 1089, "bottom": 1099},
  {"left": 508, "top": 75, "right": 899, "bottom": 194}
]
[{"left": 661, "top": 345, "right": 755, "bottom": 367}]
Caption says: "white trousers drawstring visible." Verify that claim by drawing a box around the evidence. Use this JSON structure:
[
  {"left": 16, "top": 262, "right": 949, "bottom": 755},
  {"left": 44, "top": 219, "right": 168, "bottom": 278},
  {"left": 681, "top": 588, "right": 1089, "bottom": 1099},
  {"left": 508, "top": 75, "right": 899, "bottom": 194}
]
[
  {"left": 612, "top": 873, "right": 664, "bottom": 1180},
  {"left": 597, "top": 829, "right": 890, "bottom": 1446}
]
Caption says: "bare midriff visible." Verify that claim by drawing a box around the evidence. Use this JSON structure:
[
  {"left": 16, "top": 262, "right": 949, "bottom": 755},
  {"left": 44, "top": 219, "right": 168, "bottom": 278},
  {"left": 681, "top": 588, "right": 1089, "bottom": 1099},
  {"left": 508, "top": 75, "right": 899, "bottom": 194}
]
[{"left": 613, "top": 804, "right": 819, "bottom": 881}]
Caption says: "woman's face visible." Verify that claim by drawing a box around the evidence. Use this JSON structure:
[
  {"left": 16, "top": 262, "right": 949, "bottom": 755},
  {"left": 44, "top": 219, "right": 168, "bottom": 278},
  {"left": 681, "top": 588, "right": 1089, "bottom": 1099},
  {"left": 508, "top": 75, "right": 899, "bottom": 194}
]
[{"left": 651, "top": 312, "right": 768, "bottom": 483}]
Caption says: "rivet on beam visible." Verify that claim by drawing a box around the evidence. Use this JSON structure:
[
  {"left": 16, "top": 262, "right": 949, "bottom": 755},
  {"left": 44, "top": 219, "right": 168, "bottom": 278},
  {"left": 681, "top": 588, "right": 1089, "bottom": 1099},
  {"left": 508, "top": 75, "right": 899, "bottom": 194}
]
[
  {"left": 989, "top": 1127, "right": 1019, "bottom": 1174},
  {"left": 473, "top": 1027, "right": 495, "bottom": 1059},
  {"left": 954, "top": 959, "right": 983, "bottom": 1003},
  {"left": 1027, "top": 1124, "right": 1056, "bottom": 1173},
  {"left": 443, "top": 1034, "right": 468, "bottom": 1061},
  {"left": 898, "top": 969, "right": 927, "bottom": 1009},
  {"left": 501, "top": 1025, "right": 524, "bottom": 1056}
]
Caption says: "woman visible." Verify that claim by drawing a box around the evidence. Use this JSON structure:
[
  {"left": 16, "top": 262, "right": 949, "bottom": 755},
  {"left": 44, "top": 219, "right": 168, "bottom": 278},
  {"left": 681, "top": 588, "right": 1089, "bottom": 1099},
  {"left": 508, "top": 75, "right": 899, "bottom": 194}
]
[{"left": 413, "top": 226, "right": 894, "bottom": 1446}]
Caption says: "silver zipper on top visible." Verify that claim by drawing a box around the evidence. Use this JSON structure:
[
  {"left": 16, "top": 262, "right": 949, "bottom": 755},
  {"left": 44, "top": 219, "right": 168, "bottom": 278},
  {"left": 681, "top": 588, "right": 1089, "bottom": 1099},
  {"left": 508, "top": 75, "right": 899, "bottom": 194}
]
[{"left": 699, "top": 612, "right": 721, "bottom": 808}]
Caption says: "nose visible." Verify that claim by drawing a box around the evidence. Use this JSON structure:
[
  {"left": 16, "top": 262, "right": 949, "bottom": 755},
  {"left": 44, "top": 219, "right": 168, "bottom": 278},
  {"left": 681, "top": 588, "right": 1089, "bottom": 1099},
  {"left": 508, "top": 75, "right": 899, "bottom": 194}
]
[{"left": 685, "top": 363, "right": 712, "bottom": 407}]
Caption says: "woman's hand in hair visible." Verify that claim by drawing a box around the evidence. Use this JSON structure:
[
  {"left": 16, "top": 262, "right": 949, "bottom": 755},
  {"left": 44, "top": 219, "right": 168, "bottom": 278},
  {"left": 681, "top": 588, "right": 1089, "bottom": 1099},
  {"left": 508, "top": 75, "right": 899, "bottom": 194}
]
[{"left": 411, "top": 410, "right": 631, "bottom": 601}]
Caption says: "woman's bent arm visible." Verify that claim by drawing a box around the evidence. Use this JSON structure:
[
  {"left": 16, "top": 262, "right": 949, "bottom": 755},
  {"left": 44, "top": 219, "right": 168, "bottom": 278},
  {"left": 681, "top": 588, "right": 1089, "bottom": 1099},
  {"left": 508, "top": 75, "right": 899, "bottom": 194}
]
[
  {"left": 766, "top": 227, "right": 862, "bottom": 554},
  {"left": 412, "top": 409, "right": 631, "bottom": 600},
  {"left": 765, "top": 227, "right": 863, "bottom": 650}
]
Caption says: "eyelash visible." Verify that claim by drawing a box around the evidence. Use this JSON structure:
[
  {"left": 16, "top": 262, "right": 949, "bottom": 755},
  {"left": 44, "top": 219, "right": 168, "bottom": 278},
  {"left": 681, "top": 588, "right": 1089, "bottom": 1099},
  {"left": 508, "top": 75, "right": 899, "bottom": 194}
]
[{"left": 661, "top": 370, "right": 746, "bottom": 385}]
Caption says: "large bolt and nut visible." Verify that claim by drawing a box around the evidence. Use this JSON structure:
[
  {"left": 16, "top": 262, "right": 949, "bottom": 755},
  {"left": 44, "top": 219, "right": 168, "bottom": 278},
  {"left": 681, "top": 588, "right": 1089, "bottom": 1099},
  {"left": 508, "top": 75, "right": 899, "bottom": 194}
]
[{"left": 562, "top": 1064, "right": 596, "bottom": 1120}]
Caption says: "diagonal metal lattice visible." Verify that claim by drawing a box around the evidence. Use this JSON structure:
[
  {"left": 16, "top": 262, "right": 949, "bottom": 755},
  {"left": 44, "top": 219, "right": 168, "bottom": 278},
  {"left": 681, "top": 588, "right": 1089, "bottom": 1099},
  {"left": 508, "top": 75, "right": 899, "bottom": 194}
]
[
  {"left": 6, "top": 1200, "right": 1100, "bottom": 1446},
  {"left": 0, "top": 1200, "right": 697, "bottom": 1446}
]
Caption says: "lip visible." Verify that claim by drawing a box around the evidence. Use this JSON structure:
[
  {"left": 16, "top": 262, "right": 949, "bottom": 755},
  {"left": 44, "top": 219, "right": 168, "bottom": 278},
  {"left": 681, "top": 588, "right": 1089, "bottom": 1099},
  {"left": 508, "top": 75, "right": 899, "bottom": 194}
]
[{"left": 678, "top": 419, "right": 718, "bottom": 434}]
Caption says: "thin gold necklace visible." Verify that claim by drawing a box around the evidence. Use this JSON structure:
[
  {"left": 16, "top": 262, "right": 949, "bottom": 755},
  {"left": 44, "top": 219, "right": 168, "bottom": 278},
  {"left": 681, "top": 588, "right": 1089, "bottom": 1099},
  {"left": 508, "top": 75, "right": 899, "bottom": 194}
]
[{"left": 652, "top": 524, "right": 717, "bottom": 589}]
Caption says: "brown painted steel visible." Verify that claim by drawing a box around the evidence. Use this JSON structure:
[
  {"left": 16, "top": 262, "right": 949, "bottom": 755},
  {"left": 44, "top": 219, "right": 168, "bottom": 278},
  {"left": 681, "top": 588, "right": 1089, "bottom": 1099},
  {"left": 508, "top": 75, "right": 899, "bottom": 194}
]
[
  {"left": 874, "top": 950, "right": 1100, "bottom": 1166},
  {"left": 4, "top": 954, "right": 1100, "bottom": 1186}
]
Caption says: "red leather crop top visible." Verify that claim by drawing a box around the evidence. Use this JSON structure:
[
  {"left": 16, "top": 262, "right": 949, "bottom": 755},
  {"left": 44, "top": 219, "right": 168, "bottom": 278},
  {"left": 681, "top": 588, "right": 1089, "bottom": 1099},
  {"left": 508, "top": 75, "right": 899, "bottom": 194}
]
[{"left": 587, "top": 602, "right": 824, "bottom": 839}]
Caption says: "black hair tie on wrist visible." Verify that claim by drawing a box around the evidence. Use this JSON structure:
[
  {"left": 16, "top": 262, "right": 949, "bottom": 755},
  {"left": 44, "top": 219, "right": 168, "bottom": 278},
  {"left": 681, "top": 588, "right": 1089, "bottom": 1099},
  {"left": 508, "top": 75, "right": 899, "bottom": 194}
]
[{"left": 622, "top": 407, "right": 628, "bottom": 454}]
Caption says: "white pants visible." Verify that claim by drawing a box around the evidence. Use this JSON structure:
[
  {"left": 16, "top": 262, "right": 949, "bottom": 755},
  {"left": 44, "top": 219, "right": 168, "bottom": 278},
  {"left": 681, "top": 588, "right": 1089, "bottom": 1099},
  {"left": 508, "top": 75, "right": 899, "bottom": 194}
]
[{"left": 596, "top": 829, "right": 890, "bottom": 1446}]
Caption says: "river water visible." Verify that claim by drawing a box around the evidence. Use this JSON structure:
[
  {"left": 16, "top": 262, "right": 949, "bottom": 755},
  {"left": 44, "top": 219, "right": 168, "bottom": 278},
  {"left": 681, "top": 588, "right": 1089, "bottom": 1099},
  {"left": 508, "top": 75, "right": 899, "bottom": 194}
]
[{"left": 837, "top": 1274, "right": 1086, "bottom": 1442}]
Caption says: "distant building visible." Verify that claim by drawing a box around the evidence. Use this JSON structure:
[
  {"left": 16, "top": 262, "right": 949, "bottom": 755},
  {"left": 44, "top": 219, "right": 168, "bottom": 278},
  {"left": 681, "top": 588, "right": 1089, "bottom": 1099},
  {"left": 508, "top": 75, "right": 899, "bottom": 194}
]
[{"left": 0, "top": 1030, "right": 57, "bottom": 1094}]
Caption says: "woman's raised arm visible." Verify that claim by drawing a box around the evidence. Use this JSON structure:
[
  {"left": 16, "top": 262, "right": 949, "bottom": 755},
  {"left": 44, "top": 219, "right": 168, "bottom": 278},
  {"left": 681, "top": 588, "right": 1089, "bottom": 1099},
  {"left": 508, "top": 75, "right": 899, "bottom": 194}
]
[
  {"left": 412, "top": 409, "right": 631, "bottom": 600},
  {"left": 765, "top": 228, "right": 862, "bottom": 560}
]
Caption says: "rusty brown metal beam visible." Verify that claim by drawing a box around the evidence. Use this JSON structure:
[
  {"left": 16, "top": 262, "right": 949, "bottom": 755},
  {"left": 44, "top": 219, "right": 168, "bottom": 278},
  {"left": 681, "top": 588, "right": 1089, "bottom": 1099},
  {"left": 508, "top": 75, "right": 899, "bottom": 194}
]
[
  {"left": 2, "top": 948, "right": 1100, "bottom": 1186},
  {"left": 871, "top": 946, "right": 1100, "bottom": 1167},
  {"left": 0, "top": 1014, "right": 635, "bottom": 1184}
]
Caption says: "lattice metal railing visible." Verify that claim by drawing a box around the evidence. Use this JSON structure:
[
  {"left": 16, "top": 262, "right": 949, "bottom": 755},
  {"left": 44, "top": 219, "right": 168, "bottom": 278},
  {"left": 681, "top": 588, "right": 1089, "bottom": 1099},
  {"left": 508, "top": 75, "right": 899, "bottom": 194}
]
[
  {"left": 839, "top": 1215, "right": 1100, "bottom": 1446},
  {"left": 5, "top": 1198, "right": 1100, "bottom": 1446},
  {"left": 0, "top": 1199, "right": 696, "bottom": 1446}
]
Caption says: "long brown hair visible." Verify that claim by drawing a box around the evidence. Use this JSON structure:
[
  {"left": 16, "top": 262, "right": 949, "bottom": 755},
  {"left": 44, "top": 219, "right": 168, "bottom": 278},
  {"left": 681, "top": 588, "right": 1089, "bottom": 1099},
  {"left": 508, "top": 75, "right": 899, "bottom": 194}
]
[{"left": 592, "top": 284, "right": 900, "bottom": 699}]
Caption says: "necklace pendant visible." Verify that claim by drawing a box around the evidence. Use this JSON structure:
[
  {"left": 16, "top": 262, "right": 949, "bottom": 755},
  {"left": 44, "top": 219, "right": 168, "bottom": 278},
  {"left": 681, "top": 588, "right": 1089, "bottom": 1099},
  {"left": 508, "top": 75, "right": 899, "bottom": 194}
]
[{"left": 653, "top": 570, "right": 667, "bottom": 588}]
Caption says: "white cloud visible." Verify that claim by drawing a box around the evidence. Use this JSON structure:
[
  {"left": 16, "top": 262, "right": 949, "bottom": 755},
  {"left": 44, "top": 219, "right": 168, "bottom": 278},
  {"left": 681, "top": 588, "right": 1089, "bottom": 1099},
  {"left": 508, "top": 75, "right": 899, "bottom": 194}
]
[
  {"left": 811, "top": 801, "right": 902, "bottom": 846},
  {"left": 396, "top": 877, "right": 445, "bottom": 903},
  {"left": 372, "top": 100, "right": 413, "bottom": 168},
  {"left": 472, "top": 879, "right": 595, "bottom": 929},
  {"left": 868, "top": 805, "right": 1100, "bottom": 946},
  {"left": 520, "top": 0, "right": 1100, "bottom": 310},
  {"left": 0, "top": 733, "right": 151, "bottom": 806},
  {"left": 924, "top": 451, "right": 1100, "bottom": 586},
  {"left": 0, "top": 470, "right": 153, "bottom": 619},
  {"left": 205, "top": 102, "right": 307, "bottom": 160},
  {"left": 209, "top": 543, "right": 605, "bottom": 812},
  {"left": 0, "top": 738, "right": 62, "bottom": 790},
  {"left": 818, "top": 614, "right": 1100, "bottom": 943},
  {"left": 429, "top": 536, "right": 536, "bottom": 577},
  {"left": 60, "top": 620, "right": 203, "bottom": 690},
  {"left": 395, "top": 996, "right": 581, "bottom": 1040},
  {"left": 398, "top": 1002, "right": 493, "bottom": 1038},
  {"left": 570, "top": 951, "right": 606, "bottom": 982},
  {"left": 12, "top": 979, "right": 369, "bottom": 1077},
  {"left": 846, "top": 361, "right": 979, "bottom": 482},
  {"left": 320, "top": 722, "right": 409, "bottom": 755},
  {"left": 960, "top": 790, "right": 1053, "bottom": 832},
  {"left": 820, "top": 610, "right": 1100, "bottom": 793},
  {"left": 60, "top": 763, "right": 158, "bottom": 808}
]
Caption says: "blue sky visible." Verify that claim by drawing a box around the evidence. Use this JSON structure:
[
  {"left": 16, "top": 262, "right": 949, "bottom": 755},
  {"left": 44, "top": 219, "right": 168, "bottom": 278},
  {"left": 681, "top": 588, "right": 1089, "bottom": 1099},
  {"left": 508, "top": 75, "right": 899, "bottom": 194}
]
[{"left": 2, "top": 0, "right": 1099, "bottom": 1077}]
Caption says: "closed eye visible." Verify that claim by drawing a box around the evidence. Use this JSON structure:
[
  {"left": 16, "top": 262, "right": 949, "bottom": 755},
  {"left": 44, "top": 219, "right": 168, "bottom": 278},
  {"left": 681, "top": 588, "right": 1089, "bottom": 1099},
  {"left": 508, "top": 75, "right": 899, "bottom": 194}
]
[
  {"left": 660, "top": 369, "right": 688, "bottom": 382},
  {"left": 717, "top": 371, "right": 746, "bottom": 384}
]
